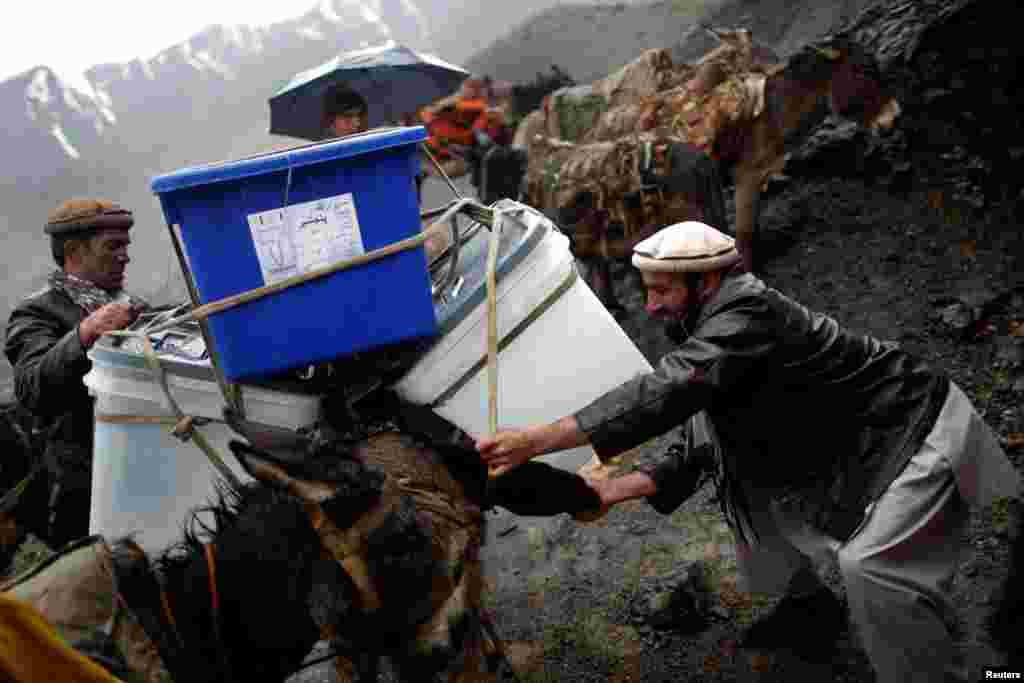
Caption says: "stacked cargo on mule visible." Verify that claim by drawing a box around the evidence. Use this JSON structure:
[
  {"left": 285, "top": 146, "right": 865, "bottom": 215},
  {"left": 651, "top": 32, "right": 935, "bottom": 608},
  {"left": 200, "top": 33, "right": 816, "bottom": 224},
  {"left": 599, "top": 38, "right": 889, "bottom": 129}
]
[
  {"left": 85, "top": 126, "right": 656, "bottom": 550},
  {"left": 86, "top": 126, "right": 439, "bottom": 550}
]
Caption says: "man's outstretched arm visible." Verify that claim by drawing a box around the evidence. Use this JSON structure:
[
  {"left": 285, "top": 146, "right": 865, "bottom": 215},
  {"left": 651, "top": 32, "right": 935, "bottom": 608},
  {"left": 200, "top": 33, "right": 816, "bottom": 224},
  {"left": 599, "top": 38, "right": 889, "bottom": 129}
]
[{"left": 476, "top": 415, "right": 588, "bottom": 473}]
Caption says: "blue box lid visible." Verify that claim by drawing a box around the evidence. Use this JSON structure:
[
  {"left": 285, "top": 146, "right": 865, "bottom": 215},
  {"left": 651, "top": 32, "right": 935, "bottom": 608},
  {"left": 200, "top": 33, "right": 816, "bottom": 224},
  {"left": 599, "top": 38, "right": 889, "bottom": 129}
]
[{"left": 151, "top": 125, "right": 427, "bottom": 194}]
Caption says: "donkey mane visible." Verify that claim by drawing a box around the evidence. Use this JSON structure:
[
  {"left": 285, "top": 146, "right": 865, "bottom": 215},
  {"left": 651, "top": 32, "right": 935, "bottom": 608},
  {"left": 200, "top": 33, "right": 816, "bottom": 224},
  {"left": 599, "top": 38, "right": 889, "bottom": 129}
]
[{"left": 112, "top": 480, "right": 329, "bottom": 683}]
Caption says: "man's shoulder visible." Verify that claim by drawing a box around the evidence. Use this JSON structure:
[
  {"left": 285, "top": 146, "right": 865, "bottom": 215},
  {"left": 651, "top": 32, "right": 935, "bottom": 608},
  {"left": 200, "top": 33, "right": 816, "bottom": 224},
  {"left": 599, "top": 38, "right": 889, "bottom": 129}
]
[
  {"left": 12, "top": 285, "right": 72, "bottom": 312},
  {"left": 8, "top": 287, "right": 78, "bottom": 330},
  {"left": 709, "top": 271, "right": 772, "bottom": 312}
]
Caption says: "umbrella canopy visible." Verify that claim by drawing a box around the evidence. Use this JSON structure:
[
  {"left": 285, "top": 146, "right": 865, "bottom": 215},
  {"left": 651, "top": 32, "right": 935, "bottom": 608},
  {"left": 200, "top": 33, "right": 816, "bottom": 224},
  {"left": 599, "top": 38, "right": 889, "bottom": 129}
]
[{"left": 269, "top": 40, "right": 471, "bottom": 141}]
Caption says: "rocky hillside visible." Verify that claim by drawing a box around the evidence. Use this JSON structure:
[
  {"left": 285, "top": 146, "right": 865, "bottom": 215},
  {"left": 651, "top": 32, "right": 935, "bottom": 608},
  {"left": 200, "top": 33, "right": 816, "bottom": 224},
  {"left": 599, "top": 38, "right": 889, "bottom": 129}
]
[{"left": 464, "top": 0, "right": 880, "bottom": 85}]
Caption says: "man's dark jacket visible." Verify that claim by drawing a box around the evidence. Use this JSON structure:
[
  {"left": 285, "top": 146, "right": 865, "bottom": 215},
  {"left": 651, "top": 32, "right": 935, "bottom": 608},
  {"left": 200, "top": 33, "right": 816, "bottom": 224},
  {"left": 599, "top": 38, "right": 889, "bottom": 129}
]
[
  {"left": 5, "top": 286, "right": 96, "bottom": 543},
  {"left": 574, "top": 269, "right": 950, "bottom": 540}
]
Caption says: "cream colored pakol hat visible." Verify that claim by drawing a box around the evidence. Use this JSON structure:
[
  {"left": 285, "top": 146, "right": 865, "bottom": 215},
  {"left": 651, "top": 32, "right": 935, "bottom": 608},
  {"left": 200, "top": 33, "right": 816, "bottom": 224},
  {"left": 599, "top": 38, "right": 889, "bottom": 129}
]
[{"left": 631, "top": 221, "right": 740, "bottom": 273}]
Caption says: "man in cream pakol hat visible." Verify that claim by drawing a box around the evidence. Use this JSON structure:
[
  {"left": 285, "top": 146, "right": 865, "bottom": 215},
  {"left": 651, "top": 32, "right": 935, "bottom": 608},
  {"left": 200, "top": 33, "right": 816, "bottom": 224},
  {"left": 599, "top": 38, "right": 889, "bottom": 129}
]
[{"left": 477, "top": 220, "right": 1020, "bottom": 683}]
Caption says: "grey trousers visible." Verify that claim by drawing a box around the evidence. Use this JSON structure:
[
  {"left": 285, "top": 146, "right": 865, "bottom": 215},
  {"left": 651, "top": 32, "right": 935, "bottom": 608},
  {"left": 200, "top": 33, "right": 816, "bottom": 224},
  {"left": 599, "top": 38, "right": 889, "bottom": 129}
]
[{"left": 733, "top": 383, "right": 1021, "bottom": 683}]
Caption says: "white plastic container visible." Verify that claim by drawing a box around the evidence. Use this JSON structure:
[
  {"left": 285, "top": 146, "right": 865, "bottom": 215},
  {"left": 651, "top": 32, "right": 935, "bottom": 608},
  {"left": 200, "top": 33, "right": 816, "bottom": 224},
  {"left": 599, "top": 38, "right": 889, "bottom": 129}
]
[
  {"left": 84, "top": 341, "right": 320, "bottom": 551},
  {"left": 395, "top": 200, "right": 653, "bottom": 473}
]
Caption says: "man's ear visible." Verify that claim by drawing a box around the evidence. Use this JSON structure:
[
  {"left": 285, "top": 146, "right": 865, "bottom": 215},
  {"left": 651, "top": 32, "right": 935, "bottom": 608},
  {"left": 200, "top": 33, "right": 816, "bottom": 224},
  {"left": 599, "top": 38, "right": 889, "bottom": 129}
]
[
  {"left": 62, "top": 236, "right": 88, "bottom": 267},
  {"left": 698, "top": 269, "right": 724, "bottom": 301}
]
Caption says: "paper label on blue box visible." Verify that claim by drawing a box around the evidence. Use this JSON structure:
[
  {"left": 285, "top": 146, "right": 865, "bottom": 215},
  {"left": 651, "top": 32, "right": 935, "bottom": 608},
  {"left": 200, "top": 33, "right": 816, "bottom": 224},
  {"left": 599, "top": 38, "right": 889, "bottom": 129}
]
[{"left": 247, "top": 193, "right": 365, "bottom": 286}]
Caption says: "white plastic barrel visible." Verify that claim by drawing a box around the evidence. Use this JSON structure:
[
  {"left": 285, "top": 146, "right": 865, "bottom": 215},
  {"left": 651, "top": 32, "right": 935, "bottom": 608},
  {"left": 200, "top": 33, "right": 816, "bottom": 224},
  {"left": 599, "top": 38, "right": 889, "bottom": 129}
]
[
  {"left": 394, "top": 200, "right": 653, "bottom": 473},
  {"left": 84, "top": 347, "right": 320, "bottom": 551}
]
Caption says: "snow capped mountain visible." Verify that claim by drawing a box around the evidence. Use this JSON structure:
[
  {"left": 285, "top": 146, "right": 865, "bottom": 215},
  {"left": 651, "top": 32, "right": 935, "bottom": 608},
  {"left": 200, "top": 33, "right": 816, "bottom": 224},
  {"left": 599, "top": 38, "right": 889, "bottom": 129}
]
[
  {"left": 0, "top": 0, "right": 429, "bottom": 167},
  {"left": 0, "top": 0, "right": 580, "bottom": 350},
  {"left": 6, "top": 66, "right": 106, "bottom": 165}
]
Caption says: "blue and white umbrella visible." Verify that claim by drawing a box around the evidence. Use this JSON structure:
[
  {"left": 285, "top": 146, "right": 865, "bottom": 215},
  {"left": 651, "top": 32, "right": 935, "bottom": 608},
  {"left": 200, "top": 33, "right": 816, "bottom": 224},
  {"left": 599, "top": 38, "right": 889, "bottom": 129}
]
[{"left": 269, "top": 40, "right": 471, "bottom": 141}]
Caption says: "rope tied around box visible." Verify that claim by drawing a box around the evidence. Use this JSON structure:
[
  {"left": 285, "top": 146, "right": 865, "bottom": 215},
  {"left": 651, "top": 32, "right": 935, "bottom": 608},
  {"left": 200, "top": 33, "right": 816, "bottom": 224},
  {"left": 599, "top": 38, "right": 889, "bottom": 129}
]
[
  {"left": 98, "top": 331, "right": 243, "bottom": 490},
  {"left": 139, "top": 198, "right": 486, "bottom": 338},
  {"left": 92, "top": 198, "right": 513, "bottom": 493}
]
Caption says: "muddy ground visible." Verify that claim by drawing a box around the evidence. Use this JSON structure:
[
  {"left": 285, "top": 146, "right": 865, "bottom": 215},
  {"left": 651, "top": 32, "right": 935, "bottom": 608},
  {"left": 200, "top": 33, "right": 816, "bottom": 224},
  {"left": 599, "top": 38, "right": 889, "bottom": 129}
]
[{"left": 468, "top": 176, "right": 1024, "bottom": 683}]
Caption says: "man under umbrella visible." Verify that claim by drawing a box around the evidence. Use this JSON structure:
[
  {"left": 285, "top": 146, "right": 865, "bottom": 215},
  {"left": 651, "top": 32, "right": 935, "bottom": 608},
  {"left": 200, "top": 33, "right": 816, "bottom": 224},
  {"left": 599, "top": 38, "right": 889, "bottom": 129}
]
[
  {"left": 321, "top": 83, "right": 370, "bottom": 139},
  {"left": 477, "top": 220, "right": 1020, "bottom": 683}
]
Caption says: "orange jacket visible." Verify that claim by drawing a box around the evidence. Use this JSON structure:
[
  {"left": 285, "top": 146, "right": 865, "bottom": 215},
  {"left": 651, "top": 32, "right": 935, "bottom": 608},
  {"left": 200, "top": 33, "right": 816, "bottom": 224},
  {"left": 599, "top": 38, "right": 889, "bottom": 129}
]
[{"left": 422, "top": 97, "right": 501, "bottom": 157}]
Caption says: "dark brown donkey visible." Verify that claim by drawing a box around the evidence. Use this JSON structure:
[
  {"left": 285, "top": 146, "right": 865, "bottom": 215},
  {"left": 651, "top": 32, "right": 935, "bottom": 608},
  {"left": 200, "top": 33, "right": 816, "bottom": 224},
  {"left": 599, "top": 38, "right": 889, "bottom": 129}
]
[
  {"left": 534, "top": 34, "right": 899, "bottom": 312},
  {"left": 722, "top": 34, "right": 900, "bottom": 272},
  {"left": 230, "top": 425, "right": 601, "bottom": 683},
  {"left": 3, "top": 411, "right": 600, "bottom": 683}
]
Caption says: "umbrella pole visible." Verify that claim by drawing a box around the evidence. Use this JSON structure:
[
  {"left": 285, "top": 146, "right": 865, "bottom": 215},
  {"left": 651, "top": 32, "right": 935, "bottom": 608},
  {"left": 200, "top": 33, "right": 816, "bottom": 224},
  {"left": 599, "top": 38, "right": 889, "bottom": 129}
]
[{"left": 420, "top": 143, "right": 462, "bottom": 199}]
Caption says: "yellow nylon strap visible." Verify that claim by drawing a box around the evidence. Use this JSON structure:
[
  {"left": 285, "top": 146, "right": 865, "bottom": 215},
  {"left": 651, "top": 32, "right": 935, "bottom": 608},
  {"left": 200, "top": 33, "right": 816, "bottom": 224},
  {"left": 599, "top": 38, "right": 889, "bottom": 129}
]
[
  {"left": 0, "top": 593, "right": 125, "bottom": 683},
  {"left": 485, "top": 210, "right": 503, "bottom": 478}
]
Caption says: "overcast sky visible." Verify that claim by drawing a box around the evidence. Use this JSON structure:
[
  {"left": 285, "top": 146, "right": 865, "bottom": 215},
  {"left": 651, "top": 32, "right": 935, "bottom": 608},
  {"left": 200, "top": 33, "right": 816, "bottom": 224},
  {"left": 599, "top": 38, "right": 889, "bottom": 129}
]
[{"left": 1, "top": 1, "right": 319, "bottom": 90}]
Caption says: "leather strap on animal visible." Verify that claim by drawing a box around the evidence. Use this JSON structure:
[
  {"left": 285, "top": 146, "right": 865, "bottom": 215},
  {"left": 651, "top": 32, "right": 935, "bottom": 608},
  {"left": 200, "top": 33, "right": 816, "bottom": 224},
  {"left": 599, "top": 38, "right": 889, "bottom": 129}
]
[{"left": 302, "top": 479, "right": 405, "bottom": 612}]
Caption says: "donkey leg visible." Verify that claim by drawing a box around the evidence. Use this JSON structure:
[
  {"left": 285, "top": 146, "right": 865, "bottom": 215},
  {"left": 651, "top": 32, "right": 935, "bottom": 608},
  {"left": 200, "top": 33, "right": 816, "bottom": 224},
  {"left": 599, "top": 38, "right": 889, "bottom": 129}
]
[
  {"left": 333, "top": 651, "right": 381, "bottom": 682},
  {"left": 732, "top": 173, "right": 762, "bottom": 274},
  {"left": 593, "top": 257, "right": 626, "bottom": 318},
  {"left": 478, "top": 608, "right": 516, "bottom": 679}
]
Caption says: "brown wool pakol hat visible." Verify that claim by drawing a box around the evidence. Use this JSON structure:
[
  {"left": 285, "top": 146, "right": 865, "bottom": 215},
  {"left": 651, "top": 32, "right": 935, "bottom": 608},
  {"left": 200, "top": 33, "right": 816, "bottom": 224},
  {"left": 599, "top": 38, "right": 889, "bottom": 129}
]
[
  {"left": 632, "top": 221, "right": 740, "bottom": 273},
  {"left": 44, "top": 198, "right": 134, "bottom": 236}
]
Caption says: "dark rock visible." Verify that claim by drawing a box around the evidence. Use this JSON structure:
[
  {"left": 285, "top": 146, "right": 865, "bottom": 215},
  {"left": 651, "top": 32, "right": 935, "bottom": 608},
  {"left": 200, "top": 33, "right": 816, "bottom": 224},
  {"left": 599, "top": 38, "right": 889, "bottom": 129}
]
[
  {"left": 763, "top": 173, "right": 792, "bottom": 196},
  {"left": 954, "top": 281, "right": 999, "bottom": 313},
  {"left": 993, "top": 337, "right": 1024, "bottom": 367},
  {"left": 630, "top": 561, "right": 713, "bottom": 633},
  {"left": 785, "top": 119, "right": 865, "bottom": 179},
  {"left": 933, "top": 302, "right": 976, "bottom": 333},
  {"left": 922, "top": 88, "right": 952, "bottom": 104}
]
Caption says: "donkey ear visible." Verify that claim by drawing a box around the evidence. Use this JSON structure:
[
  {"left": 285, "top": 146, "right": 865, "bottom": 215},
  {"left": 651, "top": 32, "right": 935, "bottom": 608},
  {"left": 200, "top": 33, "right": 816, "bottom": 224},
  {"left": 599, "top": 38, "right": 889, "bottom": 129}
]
[
  {"left": 228, "top": 440, "right": 335, "bottom": 503},
  {"left": 701, "top": 24, "right": 727, "bottom": 43}
]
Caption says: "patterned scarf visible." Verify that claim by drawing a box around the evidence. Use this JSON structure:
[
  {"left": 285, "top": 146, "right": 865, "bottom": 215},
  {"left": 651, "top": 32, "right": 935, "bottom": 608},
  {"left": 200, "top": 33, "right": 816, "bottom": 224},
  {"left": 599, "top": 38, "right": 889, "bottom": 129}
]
[{"left": 48, "top": 270, "right": 146, "bottom": 314}]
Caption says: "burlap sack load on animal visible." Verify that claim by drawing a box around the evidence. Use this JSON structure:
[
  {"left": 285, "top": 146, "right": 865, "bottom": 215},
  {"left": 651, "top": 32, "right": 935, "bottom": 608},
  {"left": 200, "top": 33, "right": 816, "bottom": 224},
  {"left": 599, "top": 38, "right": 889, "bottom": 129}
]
[
  {"left": 522, "top": 133, "right": 722, "bottom": 259},
  {"left": 580, "top": 28, "right": 781, "bottom": 143},
  {"left": 522, "top": 56, "right": 771, "bottom": 232},
  {"left": 529, "top": 28, "right": 779, "bottom": 148},
  {"left": 539, "top": 47, "right": 676, "bottom": 144}
]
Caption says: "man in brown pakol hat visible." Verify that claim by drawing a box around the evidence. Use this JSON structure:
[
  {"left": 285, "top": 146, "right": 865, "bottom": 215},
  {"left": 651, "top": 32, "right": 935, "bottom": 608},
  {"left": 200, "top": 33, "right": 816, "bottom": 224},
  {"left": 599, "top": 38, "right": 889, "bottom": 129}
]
[
  {"left": 478, "top": 220, "right": 1020, "bottom": 683},
  {"left": 4, "top": 198, "right": 147, "bottom": 547}
]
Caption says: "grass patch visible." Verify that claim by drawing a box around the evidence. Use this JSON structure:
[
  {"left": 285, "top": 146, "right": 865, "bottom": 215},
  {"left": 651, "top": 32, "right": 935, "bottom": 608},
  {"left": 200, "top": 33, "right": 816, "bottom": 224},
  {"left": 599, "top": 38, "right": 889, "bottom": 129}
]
[
  {"left": 554, "top": 544, "right": 579, "bottom": 564},
  {"left": 526, "top": 526, "right": 547, "bottom": 562},
  {"left": 989, "top": 496, "right": 1019, "bottom": 537},
  {"left": 512, "top": 612, "right": 641, "bottom": 682}
]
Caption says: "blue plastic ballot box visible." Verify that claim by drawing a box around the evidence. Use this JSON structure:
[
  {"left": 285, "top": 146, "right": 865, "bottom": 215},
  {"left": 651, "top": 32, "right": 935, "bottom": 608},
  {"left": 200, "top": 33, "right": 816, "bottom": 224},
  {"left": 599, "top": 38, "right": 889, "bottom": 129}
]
[{"left": 151, "top": 126, "right": 436, "bottom": 382}]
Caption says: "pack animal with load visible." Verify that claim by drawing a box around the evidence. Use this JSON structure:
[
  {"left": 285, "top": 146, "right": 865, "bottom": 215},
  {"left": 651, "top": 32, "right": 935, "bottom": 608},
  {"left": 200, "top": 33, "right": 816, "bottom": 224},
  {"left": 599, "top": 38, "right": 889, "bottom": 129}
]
[
  {"left": 509, "top": 29, "right": 900, "bottom": 312},
  {"left": 0, "top": 386, "right": 608, "bottom": 683}
]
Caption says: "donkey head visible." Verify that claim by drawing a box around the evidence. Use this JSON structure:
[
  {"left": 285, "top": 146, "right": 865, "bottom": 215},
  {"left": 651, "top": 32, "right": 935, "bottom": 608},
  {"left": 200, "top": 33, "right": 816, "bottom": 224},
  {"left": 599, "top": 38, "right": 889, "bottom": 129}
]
[
  {"left": 230, "top": 436, "right": 493, "bottom": 679},
  {"left": 704, "top": 25, "right": 780, "bottom": 66},
  {"left": 802, "top": 34, "right": 901, "bottom": 132},
  {"left": 229, "top": 436, "right": 473, "bottom": 677}
]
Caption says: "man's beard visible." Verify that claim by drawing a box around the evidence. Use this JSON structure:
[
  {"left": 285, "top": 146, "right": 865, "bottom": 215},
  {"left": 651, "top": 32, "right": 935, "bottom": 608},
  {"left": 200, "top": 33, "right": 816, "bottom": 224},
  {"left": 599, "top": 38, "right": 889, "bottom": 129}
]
[
  {"left": 663, "top": 304, "right": 702, "bottom": 344},
  {"left": 661, "top": 317, "right": 683, "bottom": 343}
]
